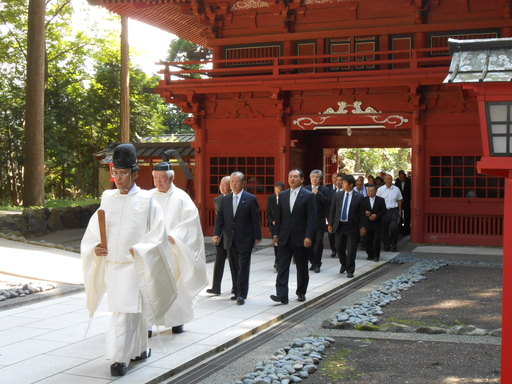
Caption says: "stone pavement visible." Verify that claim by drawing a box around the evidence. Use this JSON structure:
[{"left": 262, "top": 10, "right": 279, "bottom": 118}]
[{"left": 0, "top": 237, "right": 400, "bottom": 384}]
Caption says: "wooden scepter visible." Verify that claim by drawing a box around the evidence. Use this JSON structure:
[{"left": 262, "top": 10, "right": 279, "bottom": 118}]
[{"left": 98, "top": 209, "right": 107, "bottom": 249}]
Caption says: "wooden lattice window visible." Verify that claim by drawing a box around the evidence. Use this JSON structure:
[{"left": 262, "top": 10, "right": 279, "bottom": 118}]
[
  {"left": 209, "top": 157, "right": 275, "bottom": 195},
  {"left": 429, "top": 156, "right": 504, "bottom": 198},
  {"left": 224, "top": 45, "right": 281, "bottom": 66}
]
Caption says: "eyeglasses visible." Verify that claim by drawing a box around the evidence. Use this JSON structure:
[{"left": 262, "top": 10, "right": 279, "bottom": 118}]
[{"left": 111, "top": 171, "right": 131, "bottom": 178}]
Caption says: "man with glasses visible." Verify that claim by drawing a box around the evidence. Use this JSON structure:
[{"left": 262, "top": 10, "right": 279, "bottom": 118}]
[{"left": 81, "top": 143, "right": 177, "bottom": 376}]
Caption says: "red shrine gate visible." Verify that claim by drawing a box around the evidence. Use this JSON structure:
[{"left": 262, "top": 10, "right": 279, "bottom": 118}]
[{"left": 90, "top": 0, "right": 509, "bottom": 246}]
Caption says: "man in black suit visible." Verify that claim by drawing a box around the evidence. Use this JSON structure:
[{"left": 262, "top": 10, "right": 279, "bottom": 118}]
[
  {"left": 267, "top": 181, "right": 285, "bottom": 272},
  {"left": 325, "top": 173, "right": 343, "bottom": 258},
  {"left": 395, "top": 170, "right": 412, "bottom": 235},
  {"left": 359, "top": 184, "right": 387, "bottom": 262},
  {"left": 304, "top": 169, "right": 330, "bottom": 273},
  {"left": 328, "top": 174, "right": 363, "bottom": 278},
  {"left": 207, "top": 176, "right": 237, "bottom": 296},
  {"left": 213, "top": 172, "right": 262, "bottom": 305},
  {"left": 270, "top": 168, "right": 316, "bottom": 304}
]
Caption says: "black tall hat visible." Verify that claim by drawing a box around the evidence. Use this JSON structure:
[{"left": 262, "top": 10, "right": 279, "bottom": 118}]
[
  {"left": 112, "top": 143, "right": 137, "bottom": 170},
  {"left": 153, "top": 149, "right": 173, "bottom": 171}
]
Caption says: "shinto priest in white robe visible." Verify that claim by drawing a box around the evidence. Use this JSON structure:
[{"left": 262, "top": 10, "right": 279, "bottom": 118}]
[
  {"left": 81, "top": 184, "right": 177, "bottom": 364},
  {"left": 150, "top": 183, "right": 208, "bottom": 327}
]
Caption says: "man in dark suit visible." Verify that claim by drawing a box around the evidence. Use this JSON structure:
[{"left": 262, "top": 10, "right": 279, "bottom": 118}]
[
  {"left": 207, "top": 176, "right": 237, "bottom": 296},
  {"left": 328, "top": 174, "right": 363, "bottom": 278},
  {"left": 270, "top": 168, "right": 316, "bottom": 304},
  {"left": 213, "top": 172, "right": 262, "bottom": 305},
  {"left": 267, "top": 181, "right": 285, "bottom": 272},
  {"left": 304, "top": 169, "right": 330, "bottom": 273},
  {"left": 395, "top": 170, "right": 412, "bottom": 235},
  {"left": 359, "top": 184, "right": 387, "bottom": 262},
  {"left": 325, "top": 173, "right": 343, "bottom": 258}
]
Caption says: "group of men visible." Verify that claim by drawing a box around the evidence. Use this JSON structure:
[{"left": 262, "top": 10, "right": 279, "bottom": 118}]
[
  {"left": 81, "top": 144, "right": 207, "bottom": 376},
  {"left": 81, "top": 145, "right": 410, "bottom": 376}
]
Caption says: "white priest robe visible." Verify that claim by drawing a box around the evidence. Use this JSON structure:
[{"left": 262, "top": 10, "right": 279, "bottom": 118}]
[
  {"left": 150, "top": 184, "right": 208, "bottom": 327},
  {"left": 81, "top": 184, "right": 177, "bottom": 364}
]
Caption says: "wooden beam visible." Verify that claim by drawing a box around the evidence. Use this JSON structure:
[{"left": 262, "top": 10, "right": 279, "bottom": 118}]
[{"left": 120, "top": 15, "right": 130, "bottom": 143}]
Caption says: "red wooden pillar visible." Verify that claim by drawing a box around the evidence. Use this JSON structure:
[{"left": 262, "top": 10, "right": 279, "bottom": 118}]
[
  {"left": 193, "top": 118, "right": 207, "bottom": 227},
  {"left": 502, "top": 177, "right": 512, "bottom": 380},
  {"left": 411, "top": 110, "right": 425, "bottom": 243},
  {"left": 279, "top": 119, "right": 291, "bottom": 184}
]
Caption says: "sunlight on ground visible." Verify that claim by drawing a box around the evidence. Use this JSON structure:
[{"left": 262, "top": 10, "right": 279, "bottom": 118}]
[
  {"left": 475, "top": 288, "right": 501, "bottom": 298},
  {"left": 442, "top": 376, "right": 500, "bottom": 383}
]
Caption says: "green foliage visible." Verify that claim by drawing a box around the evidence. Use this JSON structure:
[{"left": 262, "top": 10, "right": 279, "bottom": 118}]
[
  {"left": 167, "top": 38, "right": 212, "bottom": 63},
  {"left": 0, "top": 197, "right": 99, "bottom": 211},
  {"left": 0, "top": 0, "right": 173, "bottom": 204},
  {"left": 339, "top": 147, "right": 411, "bottom": 177}
]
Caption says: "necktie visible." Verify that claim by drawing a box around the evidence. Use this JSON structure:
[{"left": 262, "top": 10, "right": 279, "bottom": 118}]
[
  {"left": 341, "top": 193, "right": 349, "bottom": 221},
  {"left": 233, "top": 194, "right": 238, "bottom": 215}
]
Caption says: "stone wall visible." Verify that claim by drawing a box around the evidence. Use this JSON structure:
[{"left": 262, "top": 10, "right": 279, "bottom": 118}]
[{"left": 0, "top": 204, "right": 99, "bottom": 236}]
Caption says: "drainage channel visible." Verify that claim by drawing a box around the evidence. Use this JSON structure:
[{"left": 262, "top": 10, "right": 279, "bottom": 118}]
[{"left": 162, "top": 263, "right": 395, "bottom": 384}]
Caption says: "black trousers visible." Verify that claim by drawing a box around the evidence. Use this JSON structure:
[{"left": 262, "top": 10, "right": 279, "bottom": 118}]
[
  {"left": 275, "top": 241, "right": 309, "bottom": 298},
  {"left": 308, "top": 228, "right": 325, "bottom": 268},
  {"left": 229, "top": 246, "right": 252, "bottom": 299},
  {"left": 381, "top": 208, "right": 399, "bottom": 248},
  {"left": 402, "top": 201, "right": 411, "bottom": 235},
  {"left": 273, "top": 245, "right": 279, "bottom": 266},
  {"left": 328, "top": 232, "right": 336, "bottom": 254},
  {"left": 335, "top": 223, "right": 359, "bottom": 274},
  {"left": 365, "top": 225, "right": 382, "bottom": 260},
  {"left": 211, "top": 245, "right": 236, "bottom": 293}
]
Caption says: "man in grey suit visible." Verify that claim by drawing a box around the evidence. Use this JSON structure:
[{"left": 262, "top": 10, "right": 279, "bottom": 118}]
[
  {"left": 328, "top": 174, "right": 363, "bottom": 278},
  {"left": 270, "top": 168, "right": 317, "bottom": 304},
  {"left": 213, "top": 172, "right": 261, "bottom": 305}
]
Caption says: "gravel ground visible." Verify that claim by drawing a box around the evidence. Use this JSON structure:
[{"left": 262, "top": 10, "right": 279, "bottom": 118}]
[
  {"left": 380, "top": 264, "right": 502, "bottom": 331},
  {"left": 191, "top": 254, "right": 502, "bottom": 384},
  {"left": 315, "top": 337, "right": 500, "bottom": 384}
]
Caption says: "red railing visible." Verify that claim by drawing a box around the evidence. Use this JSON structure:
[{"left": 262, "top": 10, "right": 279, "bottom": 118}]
[{"left": 158, "top": 46, "right": 451, "bottom": 83}]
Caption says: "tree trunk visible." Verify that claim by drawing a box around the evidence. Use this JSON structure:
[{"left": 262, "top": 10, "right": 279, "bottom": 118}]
[
  {"left": 23, "top": 0, "right": 46, "bottom": 206},
  {"left": 120, "top": 15, "right": 130, "bottom": 143}
]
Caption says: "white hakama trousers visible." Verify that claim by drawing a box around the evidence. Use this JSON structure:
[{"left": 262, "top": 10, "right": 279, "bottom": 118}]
[
  {"left": 104, "top": 261, "right": 148, "bottom": 365},
  {"left": 106, "top": 312, "right": 148, "bottom": 365}
]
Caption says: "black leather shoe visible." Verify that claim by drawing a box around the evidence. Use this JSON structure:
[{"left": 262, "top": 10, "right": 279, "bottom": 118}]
[
  {"left": 331, "top": 252, "right": 336, "bottom": 258},
  {"left": 148, "top": 330, "right": 152, "bottom": 339},
  {"left": 391, "top": 245, "right": 397, "bottom": 252},
  {"left": 339, "top": 266, "right": 346, "bottom": 274},
  {"left": 314, "top": 266, "right": 320, "bottom": 273},
  {"left": 366, "top": 257, "right": 373, "bottom": 260},
  {"left": 347, "top": 272, "right": 354, "bottom": 278},
  {"left": 309, "top": 265, "right": 315, "bottom": 271},
  {"left": 384, "top": 246, "right": 390, "bottom": 252},
  {"left": 206, "top": 288, "right": 220, "bottom": 295},
  {"left": 297, "top": 294, "right": 306, "bottom": 302},
  {"left": 270, "top": 295, "right": 289, "bottom": 304},
  {"left": 172, "top": 325, "right": 184, "bottom": 333},
  {"left": 237, "top": 297, "right": 245, "bottom": 305},
  {"left": 110, "top": 362, "right": 128, "bottom": 376},
  {"left": 230, "top": 295, "right": 237, "bottom": 300},
  {"left": 131, "top": 348, "right": 151, "bottom": 362}
]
